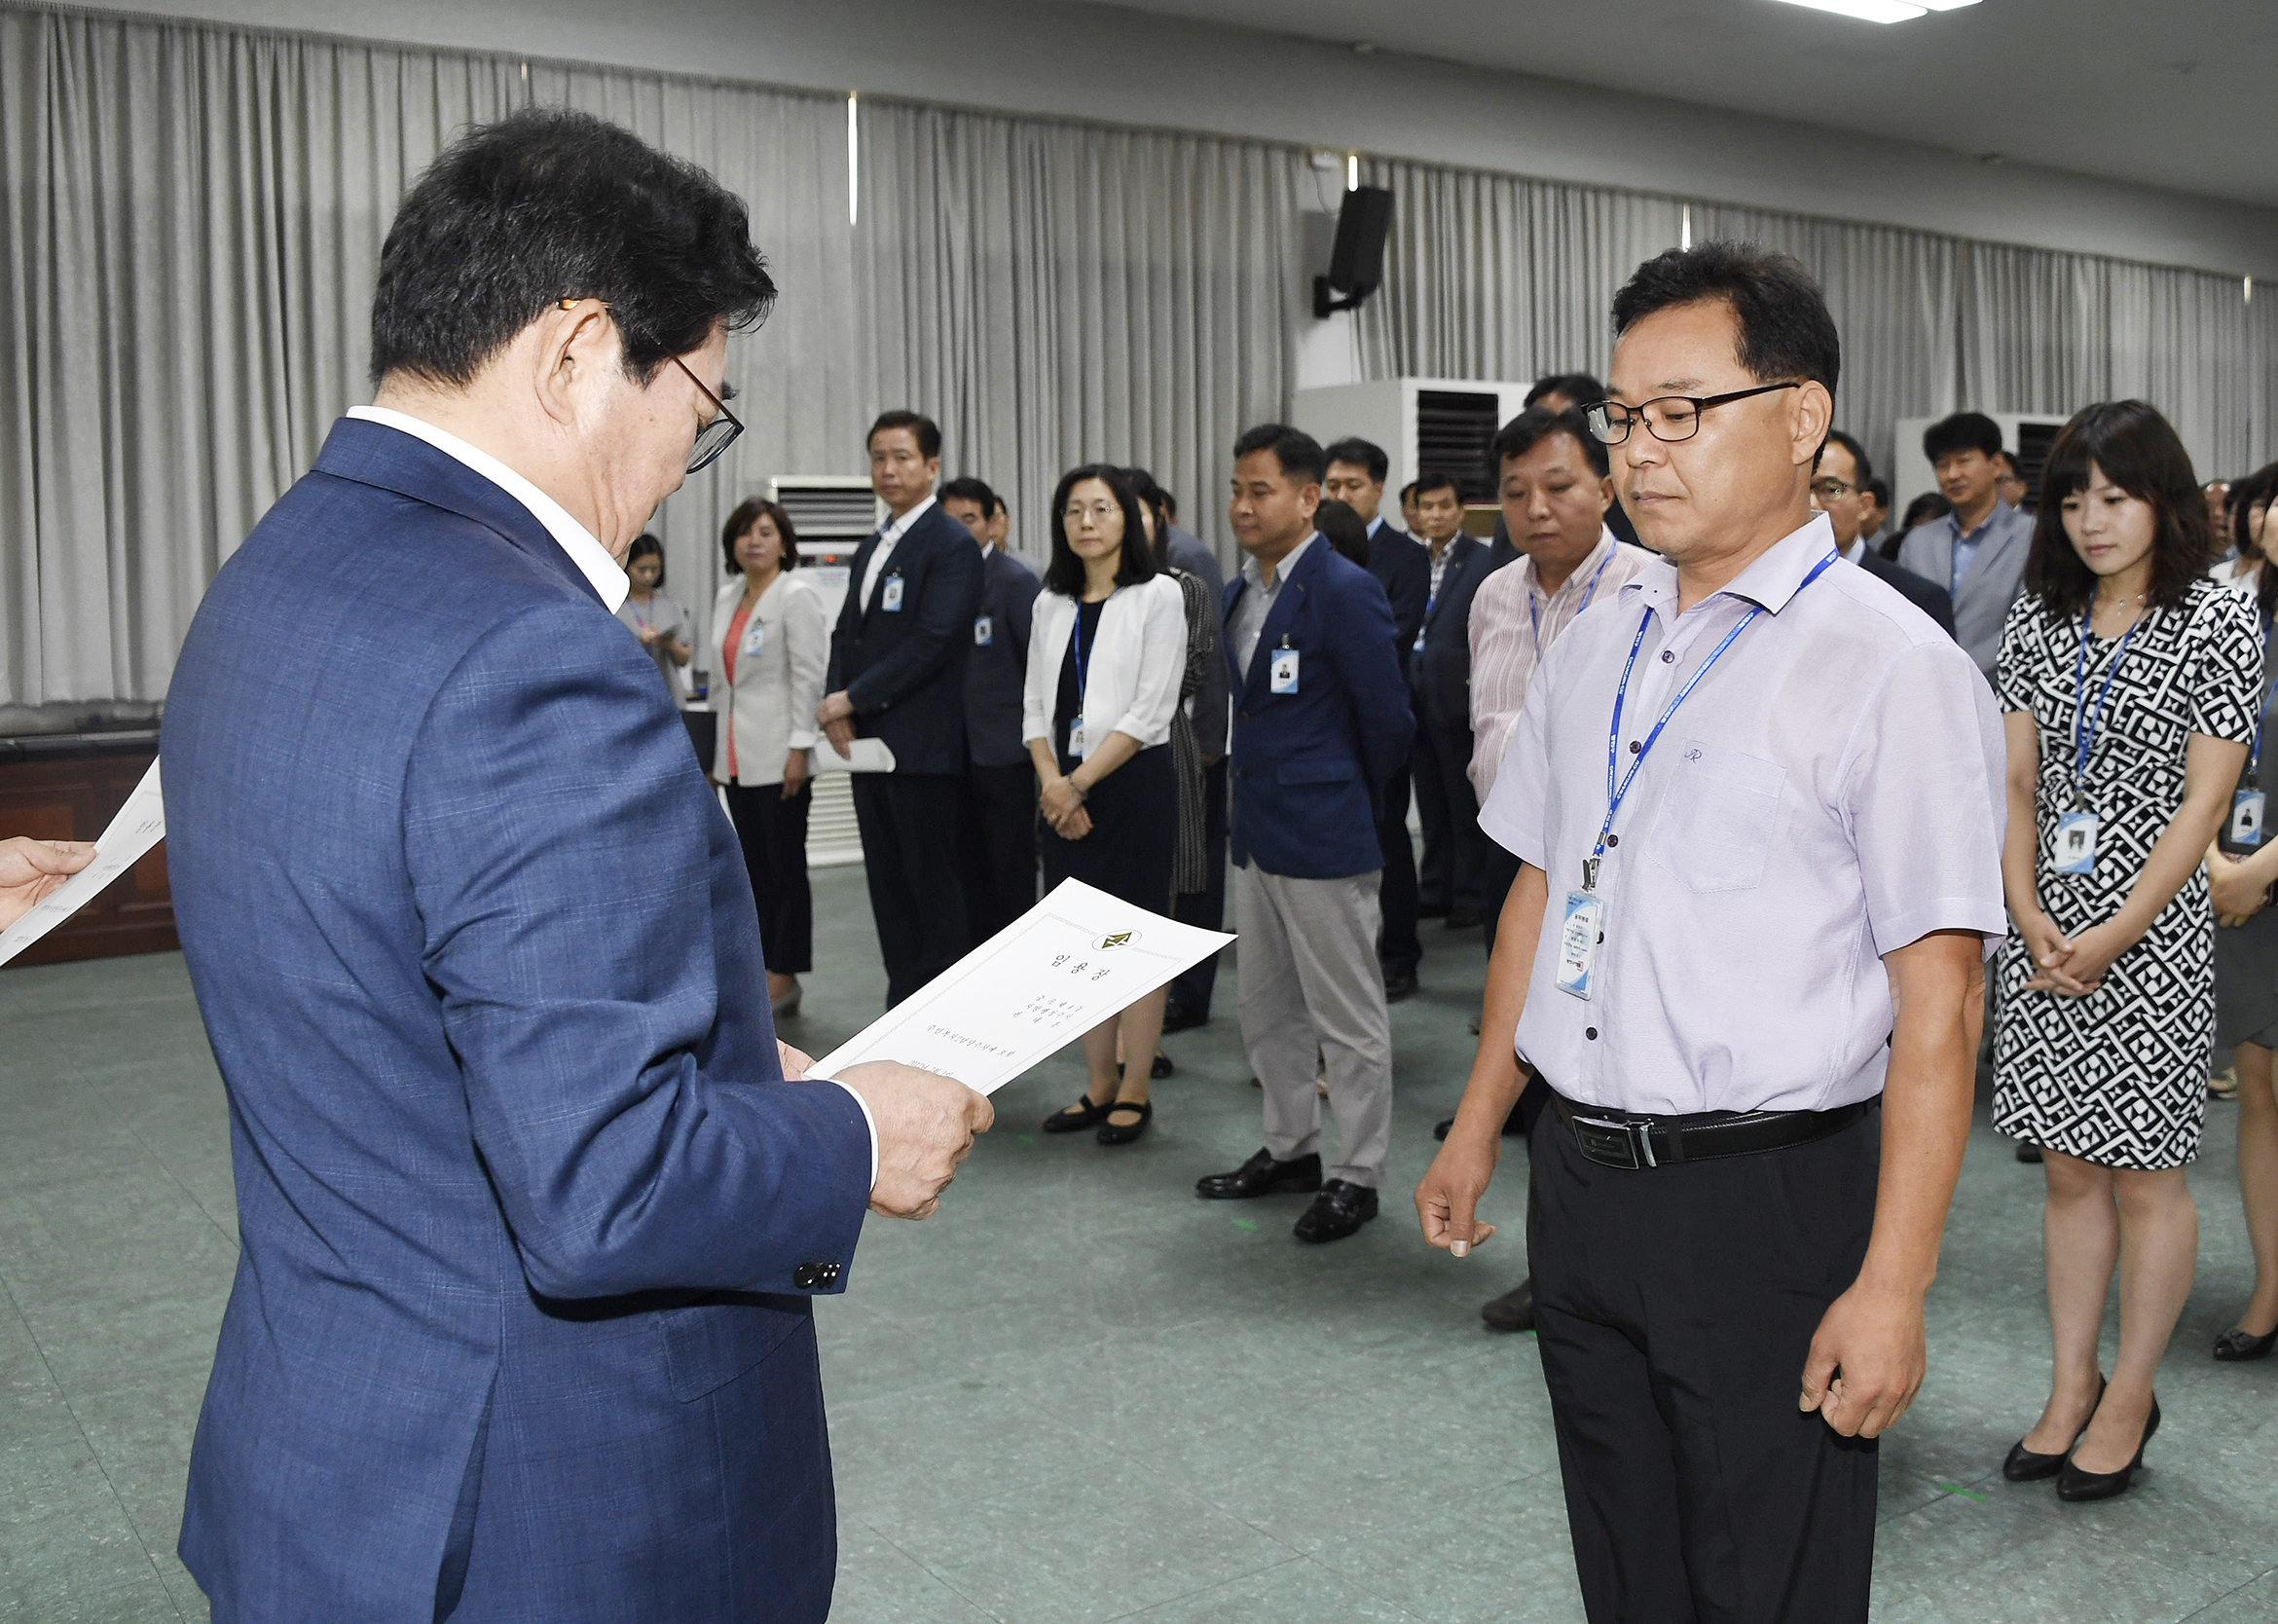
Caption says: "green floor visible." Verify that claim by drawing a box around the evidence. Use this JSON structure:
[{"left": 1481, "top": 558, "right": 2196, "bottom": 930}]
[{"left": 3, "top": 862, "right": 2275, "bottom": 1622}]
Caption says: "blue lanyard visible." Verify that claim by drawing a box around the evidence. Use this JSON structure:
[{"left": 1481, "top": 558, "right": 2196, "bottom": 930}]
[
  {"left": 1585, "top": 551, "right": 1838, "bottom": 890},
  {"left": 1530, "top": 549, "right": 1616, "bottom": 646},
  {"left": 1071, "top": 596, "right": 1104, "bottom": 706},
  {"left": 2070, "top": 606, "right": 2143, "bottom": 806}
]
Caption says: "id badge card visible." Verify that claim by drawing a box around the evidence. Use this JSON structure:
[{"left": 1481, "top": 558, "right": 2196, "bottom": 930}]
[
  {"left": 1067, "top": 718, "right": 1089, "bottom": 758},
  {"left": 2053, "top": 810, "right": 2100, "bottom": 875},
  {"left": 1555, "top": 890, "right": 1603, "bottom": 1000},
  {"left": 740, "top": 618, "right": 766, "bottom": 657},
  {"left": 974, "top": 613, "right": 993, "bottom": 646},
  {"left": 881, "top": 574, "right": 904, "bottom": 612},
  {"left": 1269, "top": 647, "right": 1301, "bottom": 694},
  {"left": 2233, "top": 791, "right": 2266, "bottom": 848}
]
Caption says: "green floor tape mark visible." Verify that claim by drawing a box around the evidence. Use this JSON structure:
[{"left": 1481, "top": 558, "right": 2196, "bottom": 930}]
[
  {"left": 1016, "top": 1134, "right": 1035, "bottom": 1144},
  {"left": 1937, "top": 1483, "right": 1989, "bottom": 1503},
  {"left": 1231, "top": 1218, "right": 1258, "bottom": 1231}
]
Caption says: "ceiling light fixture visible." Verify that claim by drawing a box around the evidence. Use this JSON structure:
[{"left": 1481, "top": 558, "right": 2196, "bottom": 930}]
[{"left": 1766, "top": 0, "right": 1980, "bottom": 21}]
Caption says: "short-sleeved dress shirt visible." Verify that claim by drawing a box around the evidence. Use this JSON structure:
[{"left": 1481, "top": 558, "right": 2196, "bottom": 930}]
[{"left": 1479, "top": 512, "right": 2008, "bottom": 1117}]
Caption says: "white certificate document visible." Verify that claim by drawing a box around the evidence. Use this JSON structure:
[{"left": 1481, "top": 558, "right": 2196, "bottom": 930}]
[
  {"left": 0, "top": 758, "right": 166, "bottom": 967},
  {"left": 811, "top": 878, "right": 1233, "bottom": 1094},
  {"left": 811, "top": 738, "right": 897, "bottom": 773}
]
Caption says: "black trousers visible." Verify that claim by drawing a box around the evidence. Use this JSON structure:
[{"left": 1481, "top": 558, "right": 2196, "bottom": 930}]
[
  {"left": 960, "top": 761, "right": 1040, "bottom": 948},
  {"left": 1528, "top": 1093, "right": 1881, "bottom": 1624},
  {"left": 1375, "top": 754, "right": 1421, "bottom": 976},
  {"left": 1412, "top": 717, "right": 1485, "bottom": 914},
  {"left": 1480, "top": 834, "right": 1523, "bottom": 958},
  {"left": 723, "top": 781, "right": 813, "bottom": 974},
  {"left": 851, "top": 773, "right": 970, "bottom": 1007},
  {"left": 1169, "top": 758, "right": 1228, "bottom": 1018}
]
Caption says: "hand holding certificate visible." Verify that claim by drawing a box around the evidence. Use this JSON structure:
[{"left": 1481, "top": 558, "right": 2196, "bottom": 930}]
[
  {"left": 814, "top": 879, "right": 1235, "bottom": 1094},
  {"left": 0, "top": 760, "right": 165, "bottom": 964}
]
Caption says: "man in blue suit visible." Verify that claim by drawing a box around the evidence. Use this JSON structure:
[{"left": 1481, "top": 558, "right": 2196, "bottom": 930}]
[
  {"left": 1196, "top": 425, "right": 1414, "bottom": 1243},
  {"left": 942, "top": 475, "right": 1043, "bottom": 944},
  {"left": 162, "top": 109, "right": 991, "bottom": 1624}
]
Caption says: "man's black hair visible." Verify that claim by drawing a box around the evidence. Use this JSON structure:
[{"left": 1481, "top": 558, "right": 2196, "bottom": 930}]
[
  {"left": 869, "top": 410, "right": 941, "bottom": 461},
  {"left": 1864, "top": 476, "right": 1890, "bottom": 507},
  {"left": 1922, "top": 412, "right": 2002, "bottom": 463},
  {"left": 1314, "top": 499, "right": 1373, "bottom": 568},
  {"left": 1324, "top": 437, "right": 1391, "bottom": 484},
  {"left": 1399, "top": 480, "right": 1419, "bottom": 502},
  {"left": 1231, "top": 423, "right": 1327, "bottom": 486},
  {"left": 1491, "top": 406, "right": 1610, "bottom": 479},
  {"left": 1819, "top": 428, "right": 1873, "bottom": 487},
  {"left": 940, "top": 476, "right": 1003, "bottom": 520},
  {"left": 1412, "top": 470, "right": 1463, "bottom": 502},
  {"left": 371, "top": 108, "right": 775, "bottom": 388},
  {"left": 1610, "top": 241, "right": 1840, "bottom": 397},
  {"left": 1901, "top": 492, "right": 1953, "bottom": 531},
  {"left": 1524, "top": 372, "right": 1605, "bottom": 410}
]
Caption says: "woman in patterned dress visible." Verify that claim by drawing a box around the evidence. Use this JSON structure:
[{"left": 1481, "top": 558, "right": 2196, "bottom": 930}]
[{"left": 1993, "top": 401, "right": 2260, "bottom": 1501}]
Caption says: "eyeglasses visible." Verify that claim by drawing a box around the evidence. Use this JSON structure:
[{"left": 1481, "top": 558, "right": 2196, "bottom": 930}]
[
  {"left": 1585, "top": 382, "right": 1801, "bottom": 446},
  {"left": 1810, "top": 476, "right": 1857, "bottom": 501},
  {"left": 556, "top": 298, "right": 743, "bottom": 473}
]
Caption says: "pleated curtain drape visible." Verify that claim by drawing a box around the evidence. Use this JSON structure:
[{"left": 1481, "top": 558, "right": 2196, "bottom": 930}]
[{"left": 2, "top": 0, "right": 2270, "bottom": 707}]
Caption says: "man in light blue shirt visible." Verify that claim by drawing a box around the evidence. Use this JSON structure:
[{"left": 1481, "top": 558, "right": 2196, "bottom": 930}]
[{"left": 1896, "top": 412, "right": 2034, "bottom": 682}]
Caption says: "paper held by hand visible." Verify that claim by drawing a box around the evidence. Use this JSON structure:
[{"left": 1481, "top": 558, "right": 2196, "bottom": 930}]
[
  {"left": 0, "top": 758, "right": 166, "bottom": 967},
  {"left": 811, "top": 737, "right": 896, "bottom": 773},
  {"left": 811, "top": 878, "right": 1233, "bottom": 1094}
]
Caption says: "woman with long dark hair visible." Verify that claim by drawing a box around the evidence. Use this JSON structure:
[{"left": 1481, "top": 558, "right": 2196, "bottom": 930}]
[
  {"left": 616, "top": 534, "right": 692, "bottom": 694},
  {"left": 2206, "top": 462, "right": 2278, "bottom": 1362},
  {"left": 1992, "top": 402, "right": 2260, "bottom": 1500},
  {"left": 1025, "top": 464, "right": 1187, "bottom": 1145}
]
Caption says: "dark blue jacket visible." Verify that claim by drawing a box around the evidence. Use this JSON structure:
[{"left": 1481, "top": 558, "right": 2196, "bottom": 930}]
[
  {"left": 827, "top": 499, "right": 985, "bottom": 775},
  {"left": 964, "top": 544, "right": 1042, "bottom": 767},
  {"left": 163, "top": 418, "right": 870, "bottom": 1623},
  {"left": 1412, "top": 535, "right": 1510, "bottom": 731},
  {"left": 1165, "top": 526, "right": 1229, "bottom": 757},
  {"left": 1224, "top": 538, "right": 1415, "bottom": 878},
  {"left": 1857, "top": 546, "right": 1958, "bottom": 638},
  {"left": 1367, "top": 520, "right": 1430, "bottom": 680}
]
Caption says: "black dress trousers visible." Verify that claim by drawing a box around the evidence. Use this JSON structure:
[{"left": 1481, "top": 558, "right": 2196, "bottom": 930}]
[
  {"left": 1168, "top": 757, "right": 1229, "bottom": 1018},
  {"left": 1411, "top": 718, "right": 1485, "bottom": 915},
  {"left": 1375, "top": 755, "right": 1421, "bottom": 977},
  {"left": 723, "top": 781, "right": 813, "bottom": 975},
  {"left": 960, "top": 761, "right": 1040, "bottom": 948},
  {"left": 852, "top": 772, "right": 971, "bottom": 1007},
  {"left": 1526, "top": 1093, "right": 1881, "bottom": 1624}
]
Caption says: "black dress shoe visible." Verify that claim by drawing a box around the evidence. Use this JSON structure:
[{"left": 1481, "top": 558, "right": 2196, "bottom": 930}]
[
  {"left": 1445, "top": 907, "right": 1482, "bottom": 930},
  {"left": 1384, "top": 971, "right": 1418, "bottom": 1002},
  {"left": 2002, "top": 1374, "right": 2104, "bottom": 1481},
  {"left": 2214, "top": 1325, "right": 2278, "bottom": 1361},
  {"left": 1196, "top": 1149, "right": 1322, "bottom": 1200},
  {"left": 1481, "top": 1278, "right": 1535, "bottom": 1332},
  {"left": 1419, "top": 903, "right": 1451, "bottom": 920},
  {"left": 1043, "top": 1094, "right": 1115, "bottom": 1133},
  {"left": 2016, "top": 1142, "right": 2044, "bottom": 1163},
  {"left": 1293, "top": 1179, "right": 1378, "bottom": 1242},
  {"left": 1433, "top": 1103, "right": 1527, "bottom": 1142},
  {"left": 1098, "top": 1099, "right": 1153, "bottom": 1146},
  {"left": 1151, "top": 1052, "right": 1175, "bottom": 1080},
  {"left": 1160, "top": 1002, "right": 1207, "bottom": 1034},
  {"left": 2057, "top": 1392, "right": 2159, "bottom": 1502}
]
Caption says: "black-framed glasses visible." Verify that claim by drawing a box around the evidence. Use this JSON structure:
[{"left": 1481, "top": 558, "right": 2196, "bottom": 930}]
[
  {"left": 1584, "top": 381, "right": 1801, "bottom": 446},
  {"left": 1810, "top": 476, "right": 1857, "bottom": 501},
  {"left": 556, "top": 298, "right": 743, "bottom": 473}
]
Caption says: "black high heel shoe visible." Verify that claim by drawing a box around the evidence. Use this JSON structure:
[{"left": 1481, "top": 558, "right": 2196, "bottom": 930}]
[
  {"left": 2002, "top": 1374, "right": 2105, "bottom": 1482},
  {"left": 2213, "top": 1324, "right": 2278, "bottom": 1362},
  {"left": 2057, "top": 1391, "right": 2160, "bottom": 1502}
]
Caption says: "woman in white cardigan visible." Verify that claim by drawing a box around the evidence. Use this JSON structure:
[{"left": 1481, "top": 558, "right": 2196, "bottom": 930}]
[
  {"left": 1028, "top": 464, "right": 1188, "bottom": 1146},
  {"left": 712, "top": 498, "right": 827, "bottom": 1018}
]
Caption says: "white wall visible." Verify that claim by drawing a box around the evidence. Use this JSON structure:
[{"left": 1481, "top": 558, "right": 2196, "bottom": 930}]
[{"left": 67, "top": 0, "right": 2278, "bottom": 280}]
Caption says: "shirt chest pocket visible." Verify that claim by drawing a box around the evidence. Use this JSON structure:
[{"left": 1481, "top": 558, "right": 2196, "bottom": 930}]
[{"left": 1647, "top": 740, "right": 1787, "bottom": 893}]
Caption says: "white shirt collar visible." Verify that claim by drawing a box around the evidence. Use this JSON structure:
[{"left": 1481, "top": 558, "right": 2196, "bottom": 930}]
[
  {"left": 1840, "top": 537, "right": 1865, "bottom": 565},
  {"left": 1243, "top": 532, "right": 1316, "bottom": 590},
  {"left": 346, "top": 405, "right": 628, "bottom": 610},
  {"left": 1366, "top": 514, "right": 1384, "bottom": 537},
  {"left": 880, "top": 493, "right": 938, "bottom": 545}
]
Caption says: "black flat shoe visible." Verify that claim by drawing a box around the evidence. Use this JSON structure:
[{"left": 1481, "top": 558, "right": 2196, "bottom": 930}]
[
  {"left": 1196, "top": 1148, "right": 1322, "bottom": 1200},
  {"left": 1481, "top": 1278, "right": 1535, "bottom": 1332},
  {"left": 1383, "top": 971, "right": 1418, "bottom": 1002},
  {"left": 2002, "top": 1374, "right": 2105, "bottom": 1481},
  {"left": 2058, "top": 1392, "right": 2159, "bottom": 1502},
  {"left": 2213, "top": 1325, "right": 2278, "bottom": 1361},
  {"left": 2015, "top": 1142, "right": 2043, "bottom": 1163},
  {"left": 1160, "top": 1003, "right": 1207, "bottom": 1033},
  {"left": 1294, "top": 1179, "right": 1378, "bottom": 1242},
  {"left": 1043, "top": 1094, "right": 1115, "bottom": 1133},
  {"left": 1098, "top": 1099, "right": 1152, "bottom": 1145},
  {"left": 1150, "top": 1052, "right": 1175, "bottom": 1080}
]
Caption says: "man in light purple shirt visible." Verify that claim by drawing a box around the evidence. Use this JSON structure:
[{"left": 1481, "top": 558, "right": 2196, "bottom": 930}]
[{"left": 1415, "top": 243, "right": 2005, "bottom": 1623}]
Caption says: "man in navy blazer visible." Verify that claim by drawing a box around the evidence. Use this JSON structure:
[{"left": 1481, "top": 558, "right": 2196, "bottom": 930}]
[
  {"left": 161, "top": 111, "right": 990, "bottom": 1624},
  {"left": 942, "top": 475, "right": 1043, "bottom": 944},
  {"left": 821, "top": 412, "right": 986, "bottom": 1005},
  {"left": 1196, "top": 425, "right": 1414, "bottom": 1244},
  {"left": 1817, "top": 431, "right": 1957, "bottom": 636}
]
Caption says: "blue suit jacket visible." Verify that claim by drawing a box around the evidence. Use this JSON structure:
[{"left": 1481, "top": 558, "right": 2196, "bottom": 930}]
[
  {"left": 1367, "top": 521, "right": 1430, "bottom": 680},
  {"left": 163, "top": 418, "right": 872, "bottom": 1623},
  {"left": 964, "top": 545, "right": 1042, "bottom": 767},
  {"left": 1412, "top": 535, "right": 1505, "bottom": 731},
  {"left": 827, "top": 501, "right": 985, "bottom": 775},
  {"left": 1224, "top": 539, "right": 1414, "bottom": 878}
]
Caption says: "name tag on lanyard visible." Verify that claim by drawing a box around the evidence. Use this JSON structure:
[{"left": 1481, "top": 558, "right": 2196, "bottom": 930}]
[
  {"left": 1269, "top": 646, "right": 1300, "bottom": 694},
  {"left": 881, "top": 574, "right": 905, "bottom": 612},
  {"left": 2232, "top": 792, "right": 2266, "bottom": 848},
  {"left": 974, "top": 613, "right": 993, "bottom": 646},
  {"left": 740, "top": 618, "right": 766, "bottom": 657},
  {"left": 1555, "top": 890, "right": 1603, "bottom": 999}
]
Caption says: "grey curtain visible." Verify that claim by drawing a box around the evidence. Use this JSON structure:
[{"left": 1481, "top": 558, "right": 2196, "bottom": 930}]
[{"left": 4, "top": 0, "right": 2272, "bottom": 707}]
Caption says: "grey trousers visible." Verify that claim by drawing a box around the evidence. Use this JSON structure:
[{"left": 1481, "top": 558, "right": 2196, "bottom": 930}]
[{"left": 1233, "top": 862, "right": 1394, "bottom": 1187}]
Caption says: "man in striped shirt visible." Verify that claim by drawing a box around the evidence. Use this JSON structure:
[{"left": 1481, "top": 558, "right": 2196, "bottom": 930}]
[{"left": 1459, "top": 403, "right": 1655, "bottom": 1333}]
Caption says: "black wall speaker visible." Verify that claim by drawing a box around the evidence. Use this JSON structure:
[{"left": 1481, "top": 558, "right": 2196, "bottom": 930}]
[{"left": 1314, "top": 185, "right": 1393, "bottom": 318}]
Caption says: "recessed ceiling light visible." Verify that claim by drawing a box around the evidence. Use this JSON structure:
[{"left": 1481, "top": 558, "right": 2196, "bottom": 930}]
[{"left": 1767, "top": 0, "right": 1981, "bottom": 21}]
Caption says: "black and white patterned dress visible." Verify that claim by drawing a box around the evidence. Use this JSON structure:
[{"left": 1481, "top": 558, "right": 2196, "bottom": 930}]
[{"left": 1992, "top": 578, "right": 2261, "bottom": 1169}]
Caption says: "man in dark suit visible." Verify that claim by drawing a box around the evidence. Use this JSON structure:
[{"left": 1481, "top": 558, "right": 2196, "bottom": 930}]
[
  {"left": 1325, "top": 436, "right": 1429, "bottom": 997},
  {"left": 159, "top": 110, "right": 988, "bottom": 1624},
  {"left": 1818, "top": 431, "right": 1956, "bottom": 635},
  {"left": 1196, "top": 424, "right": 1413, "bottom": 1242},
  {"left": 941, "top": 475, "right": 1042, "bottom": 945},
  {"left": 821, "top": 411, "right": 987, "bottom": 1006},
  {"left": 1409, "top": 481, "right": 1501, "bottom": 941}
]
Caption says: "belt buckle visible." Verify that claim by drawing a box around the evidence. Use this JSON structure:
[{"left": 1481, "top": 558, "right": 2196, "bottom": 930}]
[{"left": 1571, "top": 1113, "right": 1655, "bottom": 1170}]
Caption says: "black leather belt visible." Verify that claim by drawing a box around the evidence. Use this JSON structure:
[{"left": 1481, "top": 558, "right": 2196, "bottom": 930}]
[{"left": 1551, "top": 1090, "right": 1874, "bottom": 1171}]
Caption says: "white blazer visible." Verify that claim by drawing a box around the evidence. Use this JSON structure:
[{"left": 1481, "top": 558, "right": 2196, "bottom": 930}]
[
  {"left": 711, "top": 572, "right": 827, "bottom": 786},
  {"left": 1022, "top": 573, "right": 1187, "bottom": 757}
]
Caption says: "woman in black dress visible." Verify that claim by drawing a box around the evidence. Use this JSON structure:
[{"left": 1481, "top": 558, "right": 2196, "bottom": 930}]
[{"left": 1023, "top": 465, "right": 1189, "bottom": 1145}]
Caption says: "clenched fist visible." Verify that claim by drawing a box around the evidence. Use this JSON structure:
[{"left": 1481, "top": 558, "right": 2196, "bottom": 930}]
[{"left": 834, "top": 1060, "right": 994, "bottom": 1220}]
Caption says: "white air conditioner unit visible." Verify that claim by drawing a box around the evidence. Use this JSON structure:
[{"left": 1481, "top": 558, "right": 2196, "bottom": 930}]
[{"left": 1292, "top": 379, "right": 1538, "bottom": 516}]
